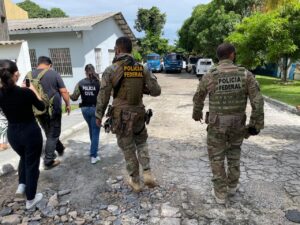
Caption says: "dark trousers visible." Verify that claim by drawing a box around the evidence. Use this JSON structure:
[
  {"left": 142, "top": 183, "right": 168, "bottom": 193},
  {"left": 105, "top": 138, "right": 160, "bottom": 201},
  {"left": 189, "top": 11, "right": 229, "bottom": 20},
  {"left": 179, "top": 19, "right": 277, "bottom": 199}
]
[
  {"left": 7, "top": 122, "right": 43, "bottom": 200},
  {"left": 37, "top": 113, "right": 64, "bottom": 165}
]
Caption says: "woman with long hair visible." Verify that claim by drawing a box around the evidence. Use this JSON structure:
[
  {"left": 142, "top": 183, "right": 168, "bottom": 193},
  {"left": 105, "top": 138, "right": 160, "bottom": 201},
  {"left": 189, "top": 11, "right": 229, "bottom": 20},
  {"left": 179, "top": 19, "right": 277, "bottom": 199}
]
[
  {"left": 0, "top": 60, "right": 45, "bottom": 209},
  {"left": 70, "top": 64, "right": 101, "bottom": 164}
]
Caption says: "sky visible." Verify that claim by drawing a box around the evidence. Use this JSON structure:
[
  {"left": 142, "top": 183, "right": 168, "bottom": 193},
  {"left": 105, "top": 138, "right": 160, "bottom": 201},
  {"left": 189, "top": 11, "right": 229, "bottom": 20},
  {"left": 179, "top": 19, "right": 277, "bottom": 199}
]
[{"left": 13, "top": 0, "right": 211, "bottom": 44}]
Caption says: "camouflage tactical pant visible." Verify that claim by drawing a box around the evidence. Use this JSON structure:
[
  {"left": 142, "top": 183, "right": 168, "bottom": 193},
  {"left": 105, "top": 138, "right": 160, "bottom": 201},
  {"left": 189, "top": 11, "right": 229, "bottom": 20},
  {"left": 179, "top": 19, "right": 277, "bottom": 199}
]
[
  {"left": 207, "top": 119, "right": 245, "bottom": 196},
  {"left": 115, "top": 108, "right": 150, "bottom": 179}
]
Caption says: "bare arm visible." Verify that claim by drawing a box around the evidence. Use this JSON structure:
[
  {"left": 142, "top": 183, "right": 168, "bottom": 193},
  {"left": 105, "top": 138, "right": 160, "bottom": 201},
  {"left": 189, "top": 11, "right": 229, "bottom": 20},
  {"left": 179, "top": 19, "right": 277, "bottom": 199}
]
[{"left": 59, "top": 88, "right": 71, "bottom": 115}]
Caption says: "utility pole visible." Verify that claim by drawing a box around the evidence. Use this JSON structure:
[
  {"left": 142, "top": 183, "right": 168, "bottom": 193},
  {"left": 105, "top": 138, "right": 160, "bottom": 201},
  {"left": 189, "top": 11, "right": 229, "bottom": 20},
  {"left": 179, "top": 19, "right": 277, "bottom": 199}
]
[{"left": 0, "top": 0, "right": 9, "bottom": 41}]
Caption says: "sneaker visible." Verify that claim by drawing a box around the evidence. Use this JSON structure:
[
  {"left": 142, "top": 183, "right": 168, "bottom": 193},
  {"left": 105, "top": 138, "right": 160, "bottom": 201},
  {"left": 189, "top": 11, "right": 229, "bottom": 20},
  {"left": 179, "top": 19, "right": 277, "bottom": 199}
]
[
  {"left": 15, "top": 184, "right": 26, "bottom": 198},
  {"left": 128, "top": 177, "right": 141, "bottom": 193},
  {"left": 91, "top": 157, "right": 100, "bottom": 164},
  {"left": 143, "top": 170, "right": 158, "bottom": 188},
  {"left": 44, "top": 160, "right": 60, "bottom": 170},
  {"left": 26, "top": 193, "right": 43, "bottom": 210},
  {"left": 211, "top": 189, "right": 226, "bottom": 204},
  {"left": 228, "top": 184, "right": 240, "bottom": 195}
]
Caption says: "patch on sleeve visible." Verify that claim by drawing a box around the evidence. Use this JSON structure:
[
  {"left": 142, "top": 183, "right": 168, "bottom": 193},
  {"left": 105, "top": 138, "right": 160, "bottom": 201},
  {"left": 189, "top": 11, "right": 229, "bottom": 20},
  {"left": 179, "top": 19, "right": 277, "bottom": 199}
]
[
  {"left": 123, "top": 65, "right": 144, "bottom": 78},
  {"left": 218, "top": 76, "right": 242, "bottom": 92}
]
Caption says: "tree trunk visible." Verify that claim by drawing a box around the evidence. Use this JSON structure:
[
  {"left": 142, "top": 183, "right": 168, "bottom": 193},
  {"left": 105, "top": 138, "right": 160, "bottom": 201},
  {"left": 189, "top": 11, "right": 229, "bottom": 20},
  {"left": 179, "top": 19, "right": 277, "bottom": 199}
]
[
  {"left": 0, "top": 0, "right": 9, "bottom": 41},
  {"left": 281, "top": 55, "right": 288, "bottom": 82}
]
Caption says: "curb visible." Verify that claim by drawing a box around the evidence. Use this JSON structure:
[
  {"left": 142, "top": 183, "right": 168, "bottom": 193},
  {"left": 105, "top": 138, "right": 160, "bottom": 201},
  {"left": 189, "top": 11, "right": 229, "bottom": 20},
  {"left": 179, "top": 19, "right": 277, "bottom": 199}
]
[
  {"left": 263, "top": 95, "right": 300, "bottom": 116},
  {"left": 60, "top": 121, "right": 87, "bottom": 140},
  {"left": 0, "top": 121, "right": 87, "bottom": 176}
]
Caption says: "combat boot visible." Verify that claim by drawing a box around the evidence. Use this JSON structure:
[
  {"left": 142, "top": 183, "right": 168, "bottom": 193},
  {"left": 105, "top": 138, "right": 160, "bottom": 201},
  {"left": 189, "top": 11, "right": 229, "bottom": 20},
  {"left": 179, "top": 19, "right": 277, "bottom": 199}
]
[
  {"left": 228, "top": 184, "right": 240, "bottom": 195},
  {"left": 128, "top": 176, "right": 141, "bottom": 193},
  {"left": 143, "top": 170, "right": 158, "bottom": 188},
  {"left": 211, "top": 189, "right": 226, "bottom": 204}
]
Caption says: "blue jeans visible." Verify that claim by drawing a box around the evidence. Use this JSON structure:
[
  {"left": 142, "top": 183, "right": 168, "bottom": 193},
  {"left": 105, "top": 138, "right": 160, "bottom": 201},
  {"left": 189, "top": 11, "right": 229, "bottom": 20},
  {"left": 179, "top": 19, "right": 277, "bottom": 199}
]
[{"left": 81, "top": 107, "right": 100, "bottom": 158}]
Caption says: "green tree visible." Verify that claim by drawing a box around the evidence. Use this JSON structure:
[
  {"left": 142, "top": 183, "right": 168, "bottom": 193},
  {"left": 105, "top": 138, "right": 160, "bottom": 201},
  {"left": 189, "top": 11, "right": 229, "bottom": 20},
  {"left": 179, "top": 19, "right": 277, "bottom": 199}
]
[
  {"left": 134, "top": 7, "right": 169, "bottom": 57},
  {"left": 134, "top": 6, "right": 166, "bottom": 36},
  {"left": 49, "top": 8, "right": 67, "bottom": 18},
  {"left": 17, "top": 0, "right": 67, "bottom": 18},
  {"left": 215, "top": 0, "right": 263, "bottom": 17},
  {"left": 138, "top": 35, "right": 169, "bottom": 56},
  {"left": 227, "top": 11, "right": 298, "bottom": 81},
  {"left": 178, "top": 3, "right": 240, "bottom": 60},
  {"left": 132, "top": 49, "right": 143, "bottom": 62},
  {"left": 263, "top": 0, "right": 298, "bottom": 11}
]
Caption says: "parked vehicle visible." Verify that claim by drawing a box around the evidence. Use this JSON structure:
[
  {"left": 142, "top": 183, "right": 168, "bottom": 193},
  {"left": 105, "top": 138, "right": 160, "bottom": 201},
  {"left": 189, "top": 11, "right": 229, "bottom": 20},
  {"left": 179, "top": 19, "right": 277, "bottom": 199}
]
[
  {"left": 182, "top": 60, "right": 187, "bottom": 71},
  {"left": 196, "top": 58, "right": 214, "bottom": 78},
  {"left": 146, "top": 53, "right": 162, "bottom": 72},
  {"left": 163, "top": 53, "right": 183, "bottom": 73},
  {"left": 186, "top": 56, "right": 200, "bottom": 74}
]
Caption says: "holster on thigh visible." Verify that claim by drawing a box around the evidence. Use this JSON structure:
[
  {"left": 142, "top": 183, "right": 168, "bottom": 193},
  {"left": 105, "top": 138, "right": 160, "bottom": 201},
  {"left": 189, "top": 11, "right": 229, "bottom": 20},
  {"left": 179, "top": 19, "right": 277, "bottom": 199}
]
[{"left": 113, "top": 109, "right": 138, "bottom": 136}]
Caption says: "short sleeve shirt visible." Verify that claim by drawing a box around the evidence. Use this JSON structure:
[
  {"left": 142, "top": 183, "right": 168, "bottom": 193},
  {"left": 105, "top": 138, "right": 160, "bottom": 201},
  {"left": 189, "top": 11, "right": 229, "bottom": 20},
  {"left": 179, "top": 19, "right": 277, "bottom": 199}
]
[{"left": 32, "top": 69, "right": 66, "bottom": 111}]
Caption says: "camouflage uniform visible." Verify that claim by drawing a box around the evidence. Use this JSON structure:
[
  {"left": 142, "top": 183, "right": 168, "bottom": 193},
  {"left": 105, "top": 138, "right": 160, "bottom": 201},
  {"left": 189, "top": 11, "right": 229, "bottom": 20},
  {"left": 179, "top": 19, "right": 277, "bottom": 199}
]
[
  {"left": 193, "top": 59, "right": 264, "bottom": 198},
  {"left": 96, "top": 53, "right": 161, "bottom": 181}
]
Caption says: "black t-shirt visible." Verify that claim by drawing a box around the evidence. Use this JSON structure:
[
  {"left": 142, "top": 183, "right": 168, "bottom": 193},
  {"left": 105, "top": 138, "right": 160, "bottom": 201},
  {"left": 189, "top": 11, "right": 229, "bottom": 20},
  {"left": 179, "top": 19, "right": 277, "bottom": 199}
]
[
  {"left": 32, "top": 69, "right": 66, "bottom": 112},
  {"left": 0, "top": 86, "right": 45, "bottom": 124}
]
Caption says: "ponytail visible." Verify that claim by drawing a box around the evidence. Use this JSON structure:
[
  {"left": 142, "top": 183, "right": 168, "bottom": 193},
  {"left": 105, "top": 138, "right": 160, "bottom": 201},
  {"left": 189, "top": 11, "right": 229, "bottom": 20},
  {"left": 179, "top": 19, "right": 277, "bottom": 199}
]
[{"left": 0, "top": 60, "right": 18, "bottom": 91}]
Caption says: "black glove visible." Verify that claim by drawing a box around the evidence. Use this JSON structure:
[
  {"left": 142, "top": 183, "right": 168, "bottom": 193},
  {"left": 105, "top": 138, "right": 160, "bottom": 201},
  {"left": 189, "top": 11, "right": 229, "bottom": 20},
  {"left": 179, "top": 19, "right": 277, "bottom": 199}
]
[
  {"left": 248, "top": 127, "right": 260, "bottom": 135},
  {"left": 192, "top": 111, "right": 203, "bottom": 121}
]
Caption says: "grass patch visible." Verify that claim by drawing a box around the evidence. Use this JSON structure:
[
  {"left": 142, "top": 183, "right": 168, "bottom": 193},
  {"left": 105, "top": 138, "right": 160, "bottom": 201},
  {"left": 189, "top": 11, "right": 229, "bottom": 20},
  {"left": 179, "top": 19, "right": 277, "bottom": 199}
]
[
  {"left": 62, "top": 104, "right": 79, "bottom": 114},
  {"left": 256, "top": 75, "right": 300, "bottom": 106}
]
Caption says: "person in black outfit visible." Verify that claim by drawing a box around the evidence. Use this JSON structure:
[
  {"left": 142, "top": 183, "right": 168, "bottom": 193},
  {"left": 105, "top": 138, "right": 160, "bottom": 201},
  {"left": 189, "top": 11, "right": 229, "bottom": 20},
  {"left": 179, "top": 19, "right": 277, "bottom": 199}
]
[
  {"left": 0, "top": 60, "right": 44, "bottom": 209},
  {"left": 27, "top": 56, "right": 71, "bottom": 170},
  {"left": 70, "top": 64, "right": 101, "bottom": 164}
]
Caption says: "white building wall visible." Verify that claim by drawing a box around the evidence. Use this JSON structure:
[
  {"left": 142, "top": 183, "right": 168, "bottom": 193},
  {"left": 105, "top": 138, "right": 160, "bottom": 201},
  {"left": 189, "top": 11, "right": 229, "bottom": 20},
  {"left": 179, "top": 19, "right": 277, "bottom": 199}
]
[
  {"left": 9, "top": 17, "right": 130, "bottom": 91},
  {"left": 10, "top": 32, "right": 85, "bottom": 92},
  {"left": 0, "top": 41, "right": 31, "bottom": 86},
  {"left": 82, "top": 17, "right": 124, "bottom": 75}
]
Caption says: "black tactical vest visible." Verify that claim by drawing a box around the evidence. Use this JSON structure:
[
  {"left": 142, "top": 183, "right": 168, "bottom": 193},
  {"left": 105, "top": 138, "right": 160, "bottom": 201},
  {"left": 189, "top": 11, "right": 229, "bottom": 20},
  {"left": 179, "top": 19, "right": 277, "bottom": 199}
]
[{"left": 78, "top": 78, "right": 100, "bottom": 107}]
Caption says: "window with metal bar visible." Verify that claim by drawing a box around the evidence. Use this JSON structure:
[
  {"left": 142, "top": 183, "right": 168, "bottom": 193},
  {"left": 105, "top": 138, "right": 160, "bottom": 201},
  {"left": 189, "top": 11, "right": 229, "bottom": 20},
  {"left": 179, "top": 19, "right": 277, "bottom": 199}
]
[
  {"left": 94, "top": 48, "right": 102, "bottom": 73},
  {"left": 108, "top": 49, "right": 115, "bottom": 65},
  {"left": 49, "top": 48, "right": 73, "bottom": 76},
  {"left": 29, "top": 49, "right": 37, "bottom": 70}
]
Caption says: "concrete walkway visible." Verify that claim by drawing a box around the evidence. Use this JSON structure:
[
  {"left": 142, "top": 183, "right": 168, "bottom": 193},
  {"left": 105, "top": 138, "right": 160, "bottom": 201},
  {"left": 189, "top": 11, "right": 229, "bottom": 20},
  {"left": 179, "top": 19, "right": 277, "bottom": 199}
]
[{"left": 0, "top": 109, "right": 87, "bottom": 175}]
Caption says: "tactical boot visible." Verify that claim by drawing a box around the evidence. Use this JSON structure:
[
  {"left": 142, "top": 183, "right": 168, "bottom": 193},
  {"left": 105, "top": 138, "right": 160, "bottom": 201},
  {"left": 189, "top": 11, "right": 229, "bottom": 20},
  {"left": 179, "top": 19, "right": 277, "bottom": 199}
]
[
  {"left": 228, "top": 184, "right": 240, "bottom": 195},
  {"left": 143, "top": 170, "right": 158, "bottom": 188},
  {"left": 211, "top": 189, "right": 226, "bottom": 204},
  {"left": 128, "top": 176, "right": 141, "bottom": 193}
]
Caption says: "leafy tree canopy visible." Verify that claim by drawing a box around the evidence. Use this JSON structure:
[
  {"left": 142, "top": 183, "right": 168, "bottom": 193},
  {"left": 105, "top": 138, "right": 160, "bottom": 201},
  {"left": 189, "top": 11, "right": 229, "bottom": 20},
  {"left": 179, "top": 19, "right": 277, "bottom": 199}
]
[
  {"left": 134, "top": 6, "right": 170, "bottom": 57},
  {"left": 178, "top": 2, "right": 240, "bottom": 60},
  {"left": 227, "top": 2, "right": 300, "bottom": 80},
  {"left": 134, "top": 6, "right": 166, "bottom": 36},
  {"left": 17, "top": 0, "right": 68, "bottom": 18}
]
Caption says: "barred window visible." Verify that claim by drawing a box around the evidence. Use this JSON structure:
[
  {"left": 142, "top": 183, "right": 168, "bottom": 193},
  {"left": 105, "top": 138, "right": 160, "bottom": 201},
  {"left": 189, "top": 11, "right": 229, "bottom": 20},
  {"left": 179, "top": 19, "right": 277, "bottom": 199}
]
[
  {"left": 49, "top": 48, "right": 73, "bottom": 76},
  {"left": 29, "top": 49, "right": 37, "bottom": 70},
  {"left": 108, "top": 49, "right": 115, "bottom": 65},
  {"left": 94, "top": 48, "right": 102, "bottom": 73}
]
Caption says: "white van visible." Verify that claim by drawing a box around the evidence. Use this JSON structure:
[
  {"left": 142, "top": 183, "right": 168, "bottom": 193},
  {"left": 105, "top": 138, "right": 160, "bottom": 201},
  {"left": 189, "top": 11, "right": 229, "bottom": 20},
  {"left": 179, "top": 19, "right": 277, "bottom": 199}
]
[{"left": 196, "top": 58, "right": 214, "bottom": 78}]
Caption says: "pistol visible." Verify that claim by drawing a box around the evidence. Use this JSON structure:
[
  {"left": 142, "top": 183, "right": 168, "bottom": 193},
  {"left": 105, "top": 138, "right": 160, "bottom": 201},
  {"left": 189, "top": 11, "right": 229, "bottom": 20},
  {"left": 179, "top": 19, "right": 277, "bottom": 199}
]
[
  {"left": 103, "top": 117, "right": 112, "bottom": 133},
  {"left": 106, "top": 105, "right": 113, "bottom": 117},
  {"left": 145, "top": 109, "right": 153, "bottom": 125}
]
